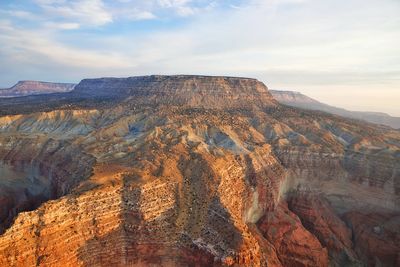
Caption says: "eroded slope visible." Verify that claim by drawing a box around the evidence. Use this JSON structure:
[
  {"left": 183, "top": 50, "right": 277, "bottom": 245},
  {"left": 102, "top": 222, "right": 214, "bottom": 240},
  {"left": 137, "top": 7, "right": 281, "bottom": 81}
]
[{"left": 0, "top": 76, "right": 398, "bottom": 267}]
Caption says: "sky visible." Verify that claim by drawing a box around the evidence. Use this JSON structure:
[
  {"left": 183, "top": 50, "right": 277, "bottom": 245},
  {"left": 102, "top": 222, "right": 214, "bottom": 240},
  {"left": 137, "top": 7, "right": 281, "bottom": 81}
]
[{"left": 0, "top": 0, "right": 399, "bottom": 115}]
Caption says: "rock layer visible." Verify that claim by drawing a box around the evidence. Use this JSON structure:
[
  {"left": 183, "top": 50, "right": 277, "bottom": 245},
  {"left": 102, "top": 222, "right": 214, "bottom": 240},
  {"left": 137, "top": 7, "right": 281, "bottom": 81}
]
[
  {"left": 74, "top": 75, "right": 278, "bottom": 109},
  {"left": 0, "top": 134, "right": 95, "bottom": 234},
  {"left": 0, "top": 75, "right": 398, "bottom": 266},
  {"left": 257, "top": 201, "right": 329, "bottom": 267}
]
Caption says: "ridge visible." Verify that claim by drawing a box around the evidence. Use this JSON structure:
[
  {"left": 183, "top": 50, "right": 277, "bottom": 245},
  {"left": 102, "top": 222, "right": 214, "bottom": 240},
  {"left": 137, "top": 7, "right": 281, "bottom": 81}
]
[{"left": 72, "top": 75, "right": 277, "bottom": 109}]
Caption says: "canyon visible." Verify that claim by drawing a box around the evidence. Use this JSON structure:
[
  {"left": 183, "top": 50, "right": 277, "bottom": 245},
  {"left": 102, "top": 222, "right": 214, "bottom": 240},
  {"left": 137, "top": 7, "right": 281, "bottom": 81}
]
[{"left": 0, "top": 75, "right": 398, "bottom": 266}]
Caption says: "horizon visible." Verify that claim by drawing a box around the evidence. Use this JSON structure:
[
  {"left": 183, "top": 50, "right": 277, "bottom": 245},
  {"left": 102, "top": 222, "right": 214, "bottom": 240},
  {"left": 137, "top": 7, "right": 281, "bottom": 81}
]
[
  {"left": 0, "top": 0, "right": 399, "bottom": 116},
  {"left": 1, "top": 73, "right": 400, "bottom": 117}
]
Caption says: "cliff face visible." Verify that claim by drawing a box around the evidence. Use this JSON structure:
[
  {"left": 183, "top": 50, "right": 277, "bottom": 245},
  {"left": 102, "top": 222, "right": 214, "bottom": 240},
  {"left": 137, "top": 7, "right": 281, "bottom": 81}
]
[
  {"left": 0, "top": 111, "right": 96, "bottom": 234},
  {"left": 74, "top": 75, "right": 277, "bottom": 109},
  {"left": 0, "top": 76, "right": 398, "bottom": 267},
  {"left": 0, "top": 81, "right": 75, "bottom": 98}
]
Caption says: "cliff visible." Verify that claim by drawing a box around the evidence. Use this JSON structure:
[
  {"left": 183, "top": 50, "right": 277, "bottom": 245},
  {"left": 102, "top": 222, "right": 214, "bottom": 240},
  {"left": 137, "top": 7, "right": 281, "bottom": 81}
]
[
  {"left": 0, "top": 75, "right": 398, "bottom": 266},
  {"left": 73, "top": 75, "right": 278, "bottom": 109}
]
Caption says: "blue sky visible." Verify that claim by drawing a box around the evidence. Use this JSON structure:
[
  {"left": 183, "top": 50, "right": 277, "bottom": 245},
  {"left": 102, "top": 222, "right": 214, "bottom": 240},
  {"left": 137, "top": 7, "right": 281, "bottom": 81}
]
[{"left": 0, "top": 0, "right": 399, "bottom": 115}]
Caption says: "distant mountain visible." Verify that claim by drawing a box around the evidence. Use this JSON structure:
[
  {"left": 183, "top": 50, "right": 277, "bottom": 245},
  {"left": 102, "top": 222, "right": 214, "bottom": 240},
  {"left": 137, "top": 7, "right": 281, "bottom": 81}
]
[
  {"left": 271, "top": 90, "right": 400, "bottom": 129},
  {"left": 0, "top": 81, "right": 75, "bottom": 98}
]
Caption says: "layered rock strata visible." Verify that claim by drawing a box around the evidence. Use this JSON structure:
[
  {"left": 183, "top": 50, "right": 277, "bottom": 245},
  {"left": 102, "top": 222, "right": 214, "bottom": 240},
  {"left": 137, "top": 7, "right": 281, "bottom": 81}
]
[{"left": 0, "top": 76, "right": 398, "bottom": 266}]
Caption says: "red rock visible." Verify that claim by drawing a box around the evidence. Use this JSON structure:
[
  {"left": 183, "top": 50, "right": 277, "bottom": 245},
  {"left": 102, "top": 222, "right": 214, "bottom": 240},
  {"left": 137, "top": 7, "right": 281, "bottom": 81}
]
[
  {"left": 287, "top": 192, "right": 359, "bottom": 266},
  {"left": 343, "top": 211, "right": 400, "bottom": 267},
  {"left": 258, "top": 201, "right": 329, "bottom": 267}
]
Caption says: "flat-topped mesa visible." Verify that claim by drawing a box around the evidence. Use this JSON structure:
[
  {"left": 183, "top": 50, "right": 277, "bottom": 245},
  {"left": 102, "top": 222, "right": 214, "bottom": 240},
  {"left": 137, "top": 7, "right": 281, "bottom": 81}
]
[
  {"left": 73, "top": 75, "right": 277, "bottom": 109},
  {"left": 0, "top": 81, "right": 75, "bottom": 97}
]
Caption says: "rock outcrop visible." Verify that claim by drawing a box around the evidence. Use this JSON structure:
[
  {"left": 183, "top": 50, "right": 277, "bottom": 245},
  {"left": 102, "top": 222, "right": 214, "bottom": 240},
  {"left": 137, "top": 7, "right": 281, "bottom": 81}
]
[
  {"left": 257, "top": 201, "right": 329, "bottom": 267},
  {"left": 0, "top": 75, "right": 398, "bottom": 266}
]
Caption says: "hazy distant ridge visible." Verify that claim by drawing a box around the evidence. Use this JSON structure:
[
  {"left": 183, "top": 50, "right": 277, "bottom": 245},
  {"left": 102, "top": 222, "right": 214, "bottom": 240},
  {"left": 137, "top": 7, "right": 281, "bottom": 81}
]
[
  {"left": 271, "top": 90, "right": 400, "bottom": 129},
  {"left": 0, "top": 81, "right": 75, "bottom": 98}
]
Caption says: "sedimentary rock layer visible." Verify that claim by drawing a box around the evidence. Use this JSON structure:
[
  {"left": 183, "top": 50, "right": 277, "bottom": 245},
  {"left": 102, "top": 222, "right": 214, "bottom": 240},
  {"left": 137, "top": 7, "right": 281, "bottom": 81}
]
[{"left": 0, "top": 76, "right": 398, "bottom": 266}]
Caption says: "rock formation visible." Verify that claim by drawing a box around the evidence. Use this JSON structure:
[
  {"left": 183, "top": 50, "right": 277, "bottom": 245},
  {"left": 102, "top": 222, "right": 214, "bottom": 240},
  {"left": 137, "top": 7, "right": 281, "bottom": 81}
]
[
  {"left": 0, "top": 81, "right": 75, "bottom": 98},
  {"left": 0, "top": 75, "right": 398, "bottom": 266}
]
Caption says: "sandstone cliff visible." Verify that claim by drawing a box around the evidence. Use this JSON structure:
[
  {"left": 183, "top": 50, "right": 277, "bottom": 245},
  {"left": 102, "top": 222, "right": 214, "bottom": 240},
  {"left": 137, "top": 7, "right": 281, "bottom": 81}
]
[{"left": 0, "top": 76, "right": 398, "bottom": 267}]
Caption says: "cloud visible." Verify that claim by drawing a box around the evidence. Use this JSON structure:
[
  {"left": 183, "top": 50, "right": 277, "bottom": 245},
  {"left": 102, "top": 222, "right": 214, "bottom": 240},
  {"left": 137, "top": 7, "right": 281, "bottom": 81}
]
[
  {"left": 4, "top": 0, "right": 226, "bottom": 30},
  {"left": 2, "top": 10, "right": 41, "bottom": 21},
  {"left": 44, "top": 22, "right": 81, "bottom": 30},
  {"left": 0, "top": 22, "right": 131, "bottom": 71},
  {"left": 129, "top": 11, "right": 157, "bottom": 20},
  {"left": 34, "top": 0, "right": 113, "bottom": 26},
  {"left": 0, "top": 20, "right": 13, "bottom": 31},
  {"left": 157, "top": 0, "right": 195, "bottom": 16},
  {"left": 112, "top": 7, "right": 157, "bottom": 21},
  {"left": 110, "top": 0, "right": 221, "bottom": 19}
]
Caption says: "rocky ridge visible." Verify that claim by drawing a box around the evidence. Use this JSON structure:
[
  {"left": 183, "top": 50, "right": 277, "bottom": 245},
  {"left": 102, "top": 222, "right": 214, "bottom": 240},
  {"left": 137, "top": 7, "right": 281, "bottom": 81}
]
[
  {"left": 0, "top": 81, "right": 75, "bottom": 98},
  {"left": 271, "top": 90, "right": 400, "bottom": 129},
  {"left": 0, "top": 75, "right": 398, "bottom": 266}
]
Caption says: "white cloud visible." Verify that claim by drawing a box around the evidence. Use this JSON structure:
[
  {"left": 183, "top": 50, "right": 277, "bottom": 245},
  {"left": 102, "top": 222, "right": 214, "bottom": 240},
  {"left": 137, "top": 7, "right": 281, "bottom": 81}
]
[
  {"left": 157, "top": 0, "right": 192, "bottom": 8},
  {"left": 113, "top": 8, "right": 157, "bottom": 21},
  {"left": 157, "top": 0, "right": 195, "bottom": 16},
  {"left": 35, "top": 0, "right": 113, "bottom": 26},
  {"left": 0, "top": 22, "right": 131, "bottom": 70},
  {"left": 44, "top": 22, "right": 81, "bottom": 30},
  {"left": 129, "top": 11, "right": 157, "bottom": 20},
  {"left": 9, "top": 0, "right": 224, "bottom": 29},
  {"left": 3, "top": 10, "right": 41, "bottom": 20},
  {"left": 0, "top": 20, "right": 13, "bottom": 31},
  {"left": 112, "top": 0, "right": 218, "bottom": 19}
]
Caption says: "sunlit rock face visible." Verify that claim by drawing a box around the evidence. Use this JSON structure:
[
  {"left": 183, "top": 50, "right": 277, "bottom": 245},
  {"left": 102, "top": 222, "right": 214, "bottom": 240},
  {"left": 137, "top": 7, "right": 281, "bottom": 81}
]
[
  {"left": 0, "top": 133, "right": 95, "bottom": 235},
  {"left": 0, "top": 75, "right": 398, "bottom": 267}
]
